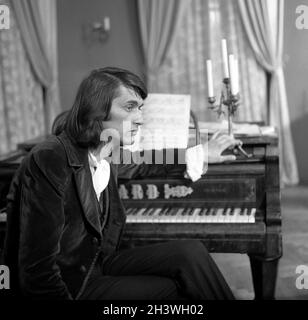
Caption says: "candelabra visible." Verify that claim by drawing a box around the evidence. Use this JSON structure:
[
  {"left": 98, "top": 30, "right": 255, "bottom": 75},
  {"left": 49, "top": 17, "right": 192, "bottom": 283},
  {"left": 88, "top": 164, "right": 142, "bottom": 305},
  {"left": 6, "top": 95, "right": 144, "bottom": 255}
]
[
  {"left": 208, "top": 77, "right": 239, "bottom": 137},
  {"left": 208, "top": 78, "right": 251, "bottom": 158}
]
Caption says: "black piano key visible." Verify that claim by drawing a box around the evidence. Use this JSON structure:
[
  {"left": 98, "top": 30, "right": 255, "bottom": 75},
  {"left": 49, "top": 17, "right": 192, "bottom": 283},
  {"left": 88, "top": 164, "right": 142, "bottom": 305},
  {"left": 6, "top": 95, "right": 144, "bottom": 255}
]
[
  {"left": 126, "top": 208, "right": 133, "bottom": 215},
  {"left": 199, "top": 208, "right": 208, "bottom": 216},
  {"left": 141, "top": 208, "right": 151, "bottom": 216},
  {"left": 159, "top": 207, "right": 169, "bottom": 216}
]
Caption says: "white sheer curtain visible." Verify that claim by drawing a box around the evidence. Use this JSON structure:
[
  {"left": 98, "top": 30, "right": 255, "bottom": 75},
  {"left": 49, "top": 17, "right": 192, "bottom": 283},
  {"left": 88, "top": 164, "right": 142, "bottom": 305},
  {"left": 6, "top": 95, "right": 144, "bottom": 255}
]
[
  {"left": 137, "top": 0, "right": 191, "bottom": 91},
  {"left": 151, "top": 0, "right": 267, "bottom": 123},
  {"left": 238, "top": 0, "right": 298, "bottom": 185},
  {"left": 37, "top": 0, "right": 61, "bottom": 131}
]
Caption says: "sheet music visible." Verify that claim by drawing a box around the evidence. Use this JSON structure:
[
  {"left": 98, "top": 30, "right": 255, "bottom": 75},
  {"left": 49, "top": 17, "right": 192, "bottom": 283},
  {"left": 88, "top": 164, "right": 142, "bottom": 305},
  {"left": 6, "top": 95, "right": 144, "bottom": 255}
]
[{"left": 126, "top": 94, "right": 191, "bottom": 151}]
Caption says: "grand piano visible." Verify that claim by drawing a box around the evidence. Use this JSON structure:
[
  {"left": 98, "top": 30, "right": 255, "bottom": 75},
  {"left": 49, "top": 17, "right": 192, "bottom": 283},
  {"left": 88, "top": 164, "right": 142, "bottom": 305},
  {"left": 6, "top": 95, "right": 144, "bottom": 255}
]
[
  {"left": 118, "top": 130, "right": 282, "bottom": 300},
  {"left": 0, "top": 124, "right": 282, "bottom": 300}
]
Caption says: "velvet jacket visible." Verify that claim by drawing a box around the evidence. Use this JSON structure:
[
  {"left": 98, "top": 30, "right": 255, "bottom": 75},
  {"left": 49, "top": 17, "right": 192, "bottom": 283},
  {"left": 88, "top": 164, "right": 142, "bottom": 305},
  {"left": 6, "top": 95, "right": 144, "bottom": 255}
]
[{"left": 4, "top": 131, "right": 186, "bottom": 299}]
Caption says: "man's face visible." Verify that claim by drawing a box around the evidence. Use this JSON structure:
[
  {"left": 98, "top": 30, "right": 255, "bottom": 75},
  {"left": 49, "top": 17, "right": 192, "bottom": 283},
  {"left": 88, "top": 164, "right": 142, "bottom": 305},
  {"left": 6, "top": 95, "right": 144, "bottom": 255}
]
[{"left": 102, "top": 85, "right": 144, "bottom": 146}]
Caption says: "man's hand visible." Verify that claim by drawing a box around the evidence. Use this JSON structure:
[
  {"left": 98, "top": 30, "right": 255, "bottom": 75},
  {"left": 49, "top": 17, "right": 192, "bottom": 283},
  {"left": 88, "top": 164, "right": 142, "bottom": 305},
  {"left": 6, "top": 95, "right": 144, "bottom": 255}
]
[{"left": 203, "top": 131, "right": 242, "bottom": 163}]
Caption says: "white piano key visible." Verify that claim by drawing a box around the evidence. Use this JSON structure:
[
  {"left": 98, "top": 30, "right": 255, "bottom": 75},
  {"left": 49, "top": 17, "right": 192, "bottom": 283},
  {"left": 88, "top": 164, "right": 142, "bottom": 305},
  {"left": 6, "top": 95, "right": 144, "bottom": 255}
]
[
  {"left": 173, "top": 208, "right": 186, "bottom": 223},
  {"left": 248, "top": 208, "right": 256, "bottom": 223},
  {"left": 243, "top": 208, "right": 250, "bottom": 223},
  {"left": 174, "top": 207, "right": 185, "bottom": 223},
  {"left": 163, "top": 208, "right": 172, "bottom": 223},
  {"left": 126, "top": 208, "right": 137, "bottom": 222},
  {"left": 210, "top": 208, "right": 219, "bottom": 223},
  {"left": 240, "top": 207, "right": 248, "bottom": 223},
  {"left": 158, "top": 207, "right": 170, "bottom": 223},
  {"left": 179, "top": 208, "right": 189, "bottom": 223},
  {"left": 215, "top": 208, "right": 225, "bottom": 223},
  {"left": 189, "top": 208, "right": 202, "bottom": 223},
  {"left": 149, "top": 208, "right": 162, "bottom": 223},
  {"left": 231, "top": 208, "right": 241, "bottom": 223},
  {"left": 204, "top": 208, "right": 214, "bottom": 223},
  {"left": 135, "top": 207, "right": 154, "bottom": 222},
  {"left": 199, "top": 208, "right": 208, "bottom": 216},
  {"left": 223, "top": 208, "right": 232, "bottom": 223}
]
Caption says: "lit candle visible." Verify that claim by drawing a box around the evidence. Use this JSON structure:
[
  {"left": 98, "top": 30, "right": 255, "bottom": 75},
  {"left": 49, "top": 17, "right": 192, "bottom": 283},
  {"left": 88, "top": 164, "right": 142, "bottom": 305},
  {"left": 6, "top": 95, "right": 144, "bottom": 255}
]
[
  {"left": 104, "top": 17, "right": 110, "bottom": 31},
  {"left": 206, "top": 59, "right": 214, "bottom": 97},
  {"left": 221, "top": 39, "right": 229, "bottom": 78},
  {"left": 233, "top": 58, "right": 239, "bottom": 95},
  {"left": 228, "top": 54, "right": 237, "bottom": 95}
]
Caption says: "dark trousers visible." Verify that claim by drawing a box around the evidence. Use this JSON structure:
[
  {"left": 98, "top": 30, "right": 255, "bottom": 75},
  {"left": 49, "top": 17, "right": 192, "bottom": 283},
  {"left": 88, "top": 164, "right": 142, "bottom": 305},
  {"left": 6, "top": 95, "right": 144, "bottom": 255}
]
[{"left": 80, "top": 240, "right": 235, "bottom": 300}]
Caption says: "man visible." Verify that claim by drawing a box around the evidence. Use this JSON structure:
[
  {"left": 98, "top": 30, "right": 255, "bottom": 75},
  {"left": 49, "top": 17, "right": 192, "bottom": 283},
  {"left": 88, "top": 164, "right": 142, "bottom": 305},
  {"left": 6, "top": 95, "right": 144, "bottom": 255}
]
[{"left": 4, "top": 67, "right": 240, "bottom": 300}]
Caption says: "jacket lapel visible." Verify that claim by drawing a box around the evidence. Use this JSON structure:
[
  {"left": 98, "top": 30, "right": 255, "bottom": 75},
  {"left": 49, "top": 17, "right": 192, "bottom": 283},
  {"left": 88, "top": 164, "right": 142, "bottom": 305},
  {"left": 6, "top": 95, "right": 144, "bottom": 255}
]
[
  {"left": 108, "top": 164, "right": 126, "bottom": 223},
  {"left": 74, "top": 166, "right": 102, "bottom": 239},
  {"left": 57, "top": 131, "right": 102, "bottom": 239}
]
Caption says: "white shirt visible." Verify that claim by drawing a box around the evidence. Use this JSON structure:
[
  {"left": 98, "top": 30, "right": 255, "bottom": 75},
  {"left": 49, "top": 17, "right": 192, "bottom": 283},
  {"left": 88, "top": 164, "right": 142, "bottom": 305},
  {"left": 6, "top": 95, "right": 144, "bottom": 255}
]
[{"left": 88, "top": 151, "right": 110, "bottom": 200}]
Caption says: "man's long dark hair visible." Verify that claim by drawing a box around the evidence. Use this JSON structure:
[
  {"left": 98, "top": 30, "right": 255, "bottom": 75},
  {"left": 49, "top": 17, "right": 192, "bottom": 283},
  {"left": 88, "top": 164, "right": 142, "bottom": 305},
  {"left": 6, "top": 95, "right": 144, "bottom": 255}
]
[{"left": 64, "top": 67, "right": 147, "bottom": 149}]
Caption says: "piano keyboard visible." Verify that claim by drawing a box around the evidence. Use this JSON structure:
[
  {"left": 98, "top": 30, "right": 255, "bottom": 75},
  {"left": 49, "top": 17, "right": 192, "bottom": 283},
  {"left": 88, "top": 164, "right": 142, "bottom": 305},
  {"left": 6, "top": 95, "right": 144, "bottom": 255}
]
[
  {"left": 125, "top": 207, "right": 256, "bottom": 223},
  {"left": 0, "top": 208, "right": 256, "bottom": 224}
]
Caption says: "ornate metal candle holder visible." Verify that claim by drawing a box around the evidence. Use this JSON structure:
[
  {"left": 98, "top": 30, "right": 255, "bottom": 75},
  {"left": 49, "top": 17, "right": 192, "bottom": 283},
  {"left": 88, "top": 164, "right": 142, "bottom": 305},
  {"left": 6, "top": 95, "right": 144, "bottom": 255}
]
[
  {"left": 208, "top": 78, "right": 240, "bottom": 137},
  {"left": 208, "top": 78, "right": 252, "bottom": 158}
]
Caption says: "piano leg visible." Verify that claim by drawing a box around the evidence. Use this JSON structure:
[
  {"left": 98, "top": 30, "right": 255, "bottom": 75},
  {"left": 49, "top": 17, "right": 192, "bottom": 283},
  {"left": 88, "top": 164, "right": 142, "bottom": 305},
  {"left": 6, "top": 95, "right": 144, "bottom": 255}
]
[{"left": 249, "top": 255, "right": 280, "bottom": 300}]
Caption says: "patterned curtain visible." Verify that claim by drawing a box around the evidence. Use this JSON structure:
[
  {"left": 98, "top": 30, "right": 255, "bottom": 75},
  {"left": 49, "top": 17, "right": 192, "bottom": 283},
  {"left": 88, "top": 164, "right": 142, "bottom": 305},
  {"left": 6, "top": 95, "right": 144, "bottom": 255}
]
[
  {"left": 0, "top": 0, "right": 60, "bottom": 155},
  {"left": 0, "top": 0, "right": 45, "bottom": 155},
  {"left": 152, "top": 0, "right": 267, "bottom": 123}
]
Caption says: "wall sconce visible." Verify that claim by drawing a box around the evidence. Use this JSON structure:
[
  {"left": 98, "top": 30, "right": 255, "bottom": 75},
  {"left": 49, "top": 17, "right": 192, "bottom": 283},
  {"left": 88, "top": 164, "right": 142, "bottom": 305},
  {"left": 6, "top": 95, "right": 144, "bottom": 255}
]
[{"left": 90, "top": 17, "right": 110, "bottom": 42}]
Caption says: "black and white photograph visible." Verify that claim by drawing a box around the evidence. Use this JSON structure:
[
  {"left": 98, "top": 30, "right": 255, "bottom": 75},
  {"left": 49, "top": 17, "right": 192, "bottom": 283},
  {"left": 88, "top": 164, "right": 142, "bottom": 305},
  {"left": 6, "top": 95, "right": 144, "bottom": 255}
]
[{"left": 0, "top": 0, "right": 308, "bottom": 315}]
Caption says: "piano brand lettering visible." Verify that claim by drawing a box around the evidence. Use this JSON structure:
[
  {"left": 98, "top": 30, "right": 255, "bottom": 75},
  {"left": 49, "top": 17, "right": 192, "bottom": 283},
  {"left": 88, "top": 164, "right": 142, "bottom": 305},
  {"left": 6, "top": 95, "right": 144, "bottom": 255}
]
[
  {"left": 295, "top": 265, "right": 308, "bottom": 289},
  {"left": 146, "top": 184, "right": 160, "bottom": 199},
  {"left": 118, "top": 184, "right": 129, "bottom": 199},
  {"left": 131, "top": 184, "right": 144, "bottom": 200},
  {"left": 0, "top": 265, "right": 10, "bottom": 289},
  {"left": 164, "top": 184, "right": 193, "bottom": 199},
  {"left": 119, "top": 183, "right": 193, "bottom": 200},
  {"left": 129, "top": 184, "right": 160, "bottom": 200},
  {"left": 0, "top": 5, "right": 10, "bottom": 30},
  {"left": 296, "top": 5, "right": 308, "bottom": 29}
]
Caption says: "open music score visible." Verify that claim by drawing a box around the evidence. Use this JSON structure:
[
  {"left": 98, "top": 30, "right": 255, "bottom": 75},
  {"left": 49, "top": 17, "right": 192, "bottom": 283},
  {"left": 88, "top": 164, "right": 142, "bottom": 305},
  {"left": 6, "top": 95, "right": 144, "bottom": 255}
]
[{"left": 125, "top": 93, "right": 191, "bottom": 152}]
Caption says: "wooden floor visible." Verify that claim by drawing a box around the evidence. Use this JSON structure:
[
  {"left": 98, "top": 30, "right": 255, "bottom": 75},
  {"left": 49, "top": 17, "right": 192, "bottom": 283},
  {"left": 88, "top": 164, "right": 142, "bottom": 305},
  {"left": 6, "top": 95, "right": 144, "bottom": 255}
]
[{"left": 212, "top": 185, "right": 308, "bottom": 300}]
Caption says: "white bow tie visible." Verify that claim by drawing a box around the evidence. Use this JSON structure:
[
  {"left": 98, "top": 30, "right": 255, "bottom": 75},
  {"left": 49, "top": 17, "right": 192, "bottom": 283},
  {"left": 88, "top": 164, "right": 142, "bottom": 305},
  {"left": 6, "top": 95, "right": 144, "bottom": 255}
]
[{"left": 88, "top": 152, "right": 110, "bottom": 200}]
